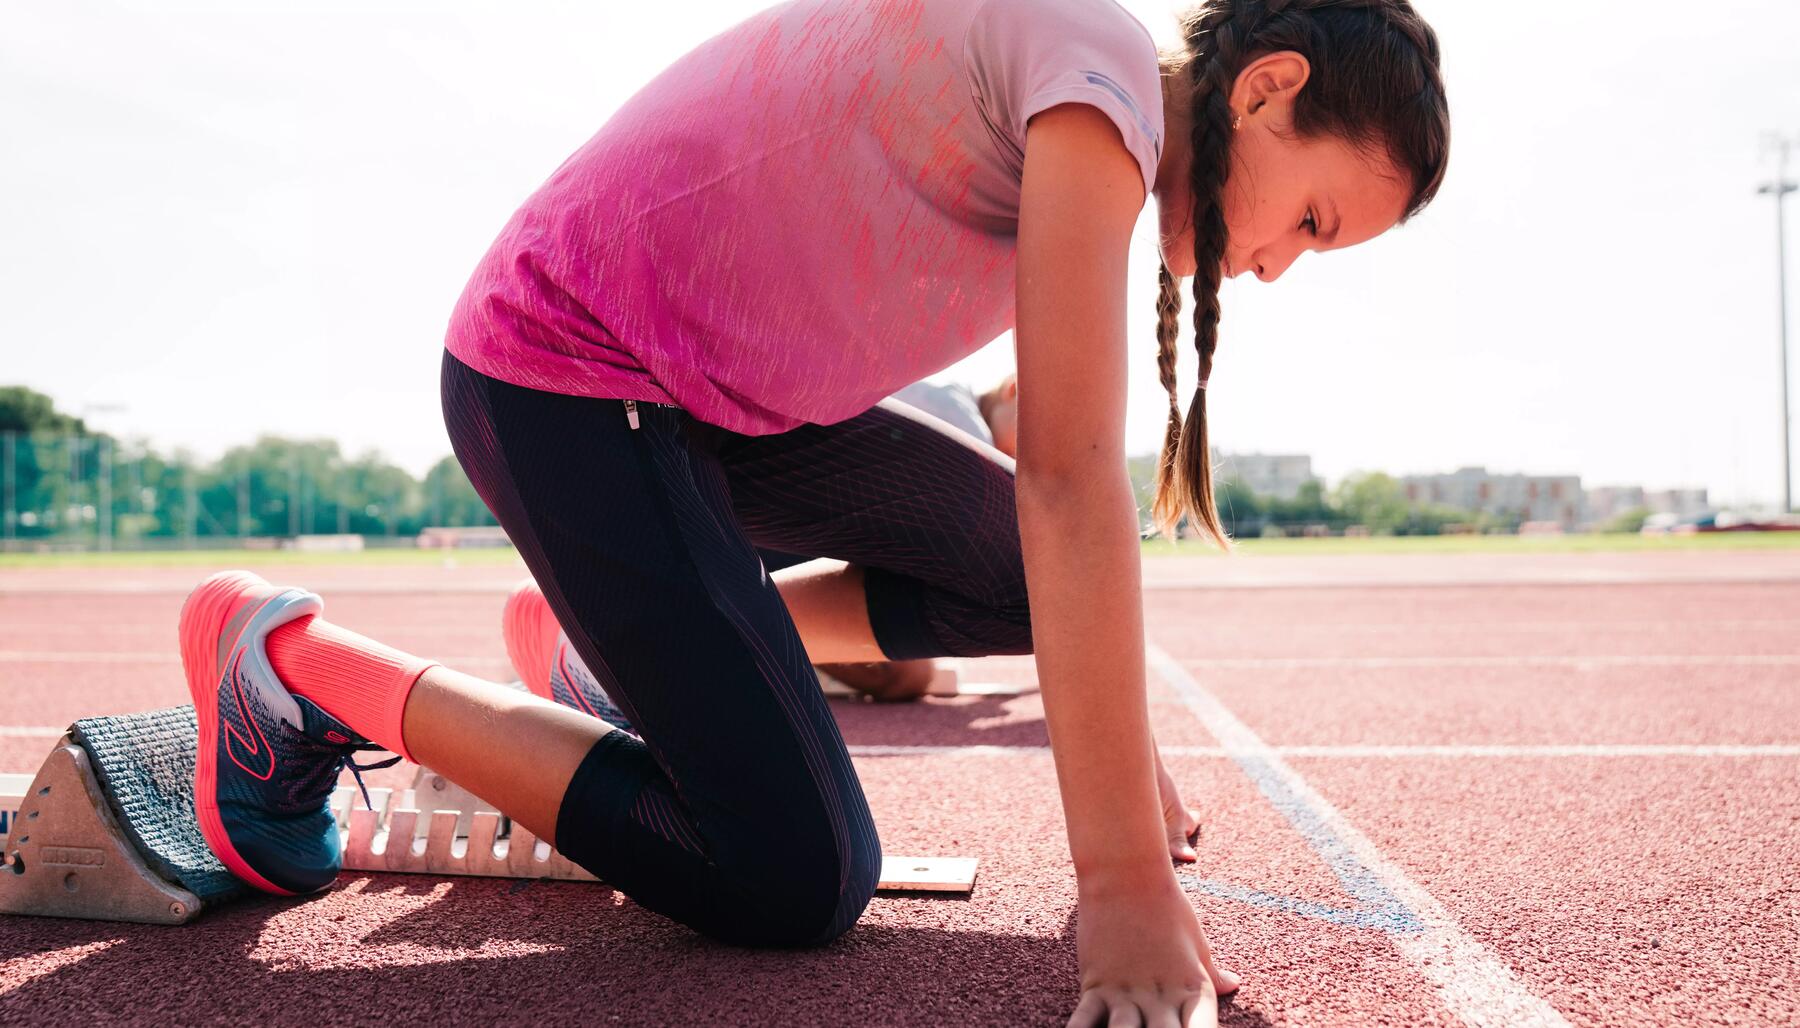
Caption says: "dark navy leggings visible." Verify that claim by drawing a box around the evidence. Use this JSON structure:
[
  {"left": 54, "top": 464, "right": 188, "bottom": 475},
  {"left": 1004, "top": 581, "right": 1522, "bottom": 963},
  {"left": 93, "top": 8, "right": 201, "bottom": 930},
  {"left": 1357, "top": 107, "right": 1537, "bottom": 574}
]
[{"left": 440, "top": 352, "right": 1030, "bottom": 947}]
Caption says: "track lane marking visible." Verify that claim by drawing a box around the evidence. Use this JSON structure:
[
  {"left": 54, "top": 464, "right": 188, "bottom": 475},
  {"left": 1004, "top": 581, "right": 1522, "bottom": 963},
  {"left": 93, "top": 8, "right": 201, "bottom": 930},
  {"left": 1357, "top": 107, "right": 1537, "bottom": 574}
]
[
  {"left": 14, "top": 649, "right": 1800, "bottom": 670},
  {"left": 1146, "top": 642, "right": 1574, "bottom": 1028},
  {"left": 849, "top": 743, "right": 1800, "bottom": 758},
  {"left": 0, "top": 651, "right": 509, "bottom": 665},
  {"left": 4, "top": 727, "right": 1797, "bottom": 758},
  {"left": 1177, "top": 654, "right": 1800, "bottom": 669}
]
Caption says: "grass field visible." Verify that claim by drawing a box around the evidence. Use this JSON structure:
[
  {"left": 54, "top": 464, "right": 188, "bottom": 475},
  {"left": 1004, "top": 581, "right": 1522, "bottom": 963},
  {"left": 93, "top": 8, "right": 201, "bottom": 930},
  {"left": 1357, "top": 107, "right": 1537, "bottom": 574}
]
[{"left": 4, "top": 531, "right": 1800, "bottom": 569}]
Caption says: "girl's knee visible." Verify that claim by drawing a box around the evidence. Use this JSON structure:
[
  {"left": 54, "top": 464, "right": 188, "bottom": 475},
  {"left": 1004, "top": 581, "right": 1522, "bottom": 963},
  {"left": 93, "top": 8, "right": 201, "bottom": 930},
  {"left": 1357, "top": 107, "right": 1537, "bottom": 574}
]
[{"left": 713, "top": 832, "right": 881, "bottom": 948}]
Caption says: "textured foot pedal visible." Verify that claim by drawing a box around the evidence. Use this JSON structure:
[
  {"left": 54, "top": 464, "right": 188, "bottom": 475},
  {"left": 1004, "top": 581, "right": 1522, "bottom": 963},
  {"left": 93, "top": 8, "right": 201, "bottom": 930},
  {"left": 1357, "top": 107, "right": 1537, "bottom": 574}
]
[
  {"left": 2, "top": 707, "right": 249, "bottom": 924},
  {"left": 0, "top": 740, "right": 203, "bottom": 924}
]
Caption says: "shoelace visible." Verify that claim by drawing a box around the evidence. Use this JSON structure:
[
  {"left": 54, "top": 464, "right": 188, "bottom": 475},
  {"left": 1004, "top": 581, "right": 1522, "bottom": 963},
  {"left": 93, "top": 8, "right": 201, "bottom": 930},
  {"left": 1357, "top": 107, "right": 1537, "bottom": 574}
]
[
  {"left": 343, "top": 753, "right": 404, "bottom": 811},
  {"left": 279, "top": 719, "right": 404, "bottom": 811}
]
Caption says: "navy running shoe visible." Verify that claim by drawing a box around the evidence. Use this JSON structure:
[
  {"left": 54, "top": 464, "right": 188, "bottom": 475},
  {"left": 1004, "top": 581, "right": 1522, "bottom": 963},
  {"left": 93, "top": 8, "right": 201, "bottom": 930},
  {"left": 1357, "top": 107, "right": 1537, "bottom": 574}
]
[{"left": 180, "top": 570, "right": 398, "bottom": 895}]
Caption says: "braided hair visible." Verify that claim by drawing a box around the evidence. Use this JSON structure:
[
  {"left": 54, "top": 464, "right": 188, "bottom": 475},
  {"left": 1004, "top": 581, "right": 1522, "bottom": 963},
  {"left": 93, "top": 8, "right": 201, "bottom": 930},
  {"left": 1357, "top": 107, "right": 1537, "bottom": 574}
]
[{"left": 1151, "top": 0, "right": 1450, "bottom": 546}]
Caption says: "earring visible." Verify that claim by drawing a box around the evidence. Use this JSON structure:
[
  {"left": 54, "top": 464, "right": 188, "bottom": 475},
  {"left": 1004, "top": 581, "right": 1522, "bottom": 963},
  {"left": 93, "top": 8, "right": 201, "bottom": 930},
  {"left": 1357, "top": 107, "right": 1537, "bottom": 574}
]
[{"left": 1232, "top": 113, "right": 1243, "bottom": 131}]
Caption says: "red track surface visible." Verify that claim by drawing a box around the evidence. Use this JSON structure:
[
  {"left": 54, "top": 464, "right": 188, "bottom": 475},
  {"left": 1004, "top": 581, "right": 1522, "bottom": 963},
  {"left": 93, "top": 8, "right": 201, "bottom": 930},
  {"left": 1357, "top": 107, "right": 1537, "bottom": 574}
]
[{"left": 2, "top": 552, "right": 1797, "bottom": 1025}]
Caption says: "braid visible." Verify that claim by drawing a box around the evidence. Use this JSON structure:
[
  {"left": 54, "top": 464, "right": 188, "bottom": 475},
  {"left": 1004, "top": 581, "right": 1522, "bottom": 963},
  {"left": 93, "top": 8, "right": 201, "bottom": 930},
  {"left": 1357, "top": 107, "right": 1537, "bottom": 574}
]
[
  {"left": 1150, "top": 0, "right": 1449, "bottom": 546},
  {"left": 1151, "top": 0, "right": 1269, "bottom": 543},
  {"left": 1153, "top": 262, "right": 1183, "bottom": 506}
]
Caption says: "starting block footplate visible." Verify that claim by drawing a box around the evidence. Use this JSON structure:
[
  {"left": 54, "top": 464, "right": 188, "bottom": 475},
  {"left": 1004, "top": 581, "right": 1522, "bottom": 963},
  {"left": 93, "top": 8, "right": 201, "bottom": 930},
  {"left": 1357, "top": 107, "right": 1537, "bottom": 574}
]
[{"left": 3, "top": 706, "right": 977, "bottom": 925}]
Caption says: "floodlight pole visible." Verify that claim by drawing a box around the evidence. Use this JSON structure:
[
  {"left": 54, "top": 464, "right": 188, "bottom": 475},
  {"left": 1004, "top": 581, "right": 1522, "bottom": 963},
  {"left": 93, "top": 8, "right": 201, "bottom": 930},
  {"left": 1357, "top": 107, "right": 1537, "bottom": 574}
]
[{"left": 1760, "top": 136, "right": 1797, "bottom": 513}]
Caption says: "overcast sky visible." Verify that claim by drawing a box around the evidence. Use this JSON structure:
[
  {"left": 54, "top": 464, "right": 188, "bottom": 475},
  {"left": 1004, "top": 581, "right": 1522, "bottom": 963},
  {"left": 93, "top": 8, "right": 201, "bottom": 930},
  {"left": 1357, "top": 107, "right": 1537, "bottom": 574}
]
[{"left": 4, "top": 0, "right": 1798, "bottom": 505}]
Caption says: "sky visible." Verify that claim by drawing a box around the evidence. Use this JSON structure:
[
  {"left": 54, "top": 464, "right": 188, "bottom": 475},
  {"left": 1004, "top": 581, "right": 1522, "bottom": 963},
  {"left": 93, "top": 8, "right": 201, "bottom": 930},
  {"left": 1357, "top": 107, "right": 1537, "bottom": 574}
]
[{"left": 3, "top": 0, "right": 1798, "bottom": 506}]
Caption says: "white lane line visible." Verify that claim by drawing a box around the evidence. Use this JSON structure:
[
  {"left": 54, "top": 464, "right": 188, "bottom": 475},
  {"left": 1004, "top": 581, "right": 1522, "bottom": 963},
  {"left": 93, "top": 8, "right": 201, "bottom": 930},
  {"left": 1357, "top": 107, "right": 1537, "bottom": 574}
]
[
  {"left": 1147, "top": 642, "right": 1573, "bottom": 1028},
  {"left": 0, "top": 726, "right": 67, "bottom": 738},
  {"left": 0, "top": 651, "right": 179, "bottom": 664},
  {"left": 1268, "top": 743, "right": 1800, "bottom": 758},
  {"left": 0, "top": 651, "right": 508, "bottom": 665},
  {"left": 3, "top": 727, "right": 1795, "bottom": 759},
  {"left": 7, "top": 648, "right": 1793, "bottom": 671},
  {"left": 1142, "top": 574, "right": 1800, "bottom": 591},
  {"left": 851, "top": 743, "right": 1800, "bottom": 759},
  {"left": 1163, "top": 619, "right": 1800, "bottom": 633},
  {"left": 0, "top": 583, "right": 519, "bottom": 596},
  {"left": 848, "top": 744, "right": 1049, "bottom": 758},
  {"left": 1180, "top": 654, "right": 1800, "bottom": 670}
]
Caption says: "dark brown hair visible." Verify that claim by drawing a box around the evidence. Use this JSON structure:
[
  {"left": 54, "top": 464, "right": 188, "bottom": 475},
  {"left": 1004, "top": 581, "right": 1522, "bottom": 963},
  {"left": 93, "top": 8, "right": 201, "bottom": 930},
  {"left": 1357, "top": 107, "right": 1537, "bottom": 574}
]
[{"left": 1152, "top": 0, "right": 1450, "bottom": 546}]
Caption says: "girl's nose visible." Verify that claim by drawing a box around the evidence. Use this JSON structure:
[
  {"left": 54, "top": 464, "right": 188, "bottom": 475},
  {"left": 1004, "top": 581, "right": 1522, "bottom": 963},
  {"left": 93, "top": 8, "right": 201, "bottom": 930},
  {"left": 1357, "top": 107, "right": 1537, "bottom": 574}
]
[{"left": 1256, "top": 248, "right": 1301, "bottom": 283}]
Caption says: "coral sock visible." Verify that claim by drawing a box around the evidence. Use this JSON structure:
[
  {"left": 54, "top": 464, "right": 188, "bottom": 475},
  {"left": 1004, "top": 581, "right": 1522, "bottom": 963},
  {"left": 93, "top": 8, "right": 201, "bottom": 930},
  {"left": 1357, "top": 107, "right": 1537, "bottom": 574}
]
[{"left": 266, "top": 615, "right": 437, "bottom": 762}]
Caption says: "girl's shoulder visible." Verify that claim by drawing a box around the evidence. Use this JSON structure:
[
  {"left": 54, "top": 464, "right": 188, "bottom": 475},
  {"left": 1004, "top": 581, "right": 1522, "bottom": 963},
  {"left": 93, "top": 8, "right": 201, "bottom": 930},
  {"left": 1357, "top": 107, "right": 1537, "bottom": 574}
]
[{"left": 963, "top": 0, "right": 1165, "bottom": 196}]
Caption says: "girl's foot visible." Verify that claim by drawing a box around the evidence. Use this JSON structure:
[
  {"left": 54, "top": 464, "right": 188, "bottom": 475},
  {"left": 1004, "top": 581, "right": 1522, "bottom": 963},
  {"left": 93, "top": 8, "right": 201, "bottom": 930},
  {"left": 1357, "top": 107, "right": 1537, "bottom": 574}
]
[
  {"left": 179, "top": 570, "right": 396, "bottom": 894},
  {"left": 815, "top": 659, "right": 937, "bottom": 702},
  {"left": 503, "top": 579, "right": 634, "bottom": 731}
]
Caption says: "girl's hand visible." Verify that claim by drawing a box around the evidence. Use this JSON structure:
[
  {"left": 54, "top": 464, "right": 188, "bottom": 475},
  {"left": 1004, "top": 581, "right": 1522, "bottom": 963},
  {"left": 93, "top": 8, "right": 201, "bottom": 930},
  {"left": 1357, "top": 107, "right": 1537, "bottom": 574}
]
[
  {"left": 1158, "top": 755, "right": 1202, "bottom": 864},
  {"left": 1067, "top": 872, "right": 1236, "bottom": 1028}
]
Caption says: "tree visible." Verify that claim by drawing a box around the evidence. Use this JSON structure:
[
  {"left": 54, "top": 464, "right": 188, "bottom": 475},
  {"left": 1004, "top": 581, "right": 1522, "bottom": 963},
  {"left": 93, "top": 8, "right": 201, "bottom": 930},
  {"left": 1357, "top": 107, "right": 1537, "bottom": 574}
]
[
  {"left": 1264, "top": 479, "right": 1341, "bottom": 531},
  {"left": 0, "top": 387, "right": 86, "bottom": 434},
  {"left": 1334, "top": 472, "right": 1411, "bottom": 535},
  {"left": 421, "top": 457, "right": 490, "bottom": 528},
  {"left": 1, "top": 387, "right": 99, "bottom": 539},
  {"left": 1212, "top": 478, "right": 1264, "bottom": 537},
  {"left": 1602, "top": 507, "right": 1651, "bottom": 534}
]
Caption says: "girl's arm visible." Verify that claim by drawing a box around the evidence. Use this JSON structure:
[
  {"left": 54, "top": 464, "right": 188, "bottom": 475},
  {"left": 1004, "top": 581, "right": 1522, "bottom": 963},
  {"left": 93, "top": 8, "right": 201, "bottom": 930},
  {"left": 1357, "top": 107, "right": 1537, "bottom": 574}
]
[{"left": 1015, "top": 102, "right": 1229, "bottom": 1028}]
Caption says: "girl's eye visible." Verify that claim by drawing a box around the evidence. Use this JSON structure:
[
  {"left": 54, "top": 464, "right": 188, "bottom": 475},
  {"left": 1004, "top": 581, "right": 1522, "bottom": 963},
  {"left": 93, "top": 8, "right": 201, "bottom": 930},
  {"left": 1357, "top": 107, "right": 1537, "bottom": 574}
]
[{"left": 1302, "top": 209, "right": 1319, "bottom": 237}]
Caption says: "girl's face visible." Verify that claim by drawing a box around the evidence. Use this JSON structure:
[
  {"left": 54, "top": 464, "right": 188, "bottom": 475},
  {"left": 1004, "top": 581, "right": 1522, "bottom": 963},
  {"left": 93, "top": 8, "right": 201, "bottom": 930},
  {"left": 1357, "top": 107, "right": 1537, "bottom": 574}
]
[{"left": 1156, "top": 53, "right": 1413, "bottom": 282}]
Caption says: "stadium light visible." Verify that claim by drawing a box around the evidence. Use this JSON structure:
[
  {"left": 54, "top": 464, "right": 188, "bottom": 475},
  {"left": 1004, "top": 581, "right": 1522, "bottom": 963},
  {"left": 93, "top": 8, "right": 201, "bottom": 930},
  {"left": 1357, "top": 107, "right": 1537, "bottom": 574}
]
[{"left": 1759, "top": 135, "right": 1798, "bottom": 513}]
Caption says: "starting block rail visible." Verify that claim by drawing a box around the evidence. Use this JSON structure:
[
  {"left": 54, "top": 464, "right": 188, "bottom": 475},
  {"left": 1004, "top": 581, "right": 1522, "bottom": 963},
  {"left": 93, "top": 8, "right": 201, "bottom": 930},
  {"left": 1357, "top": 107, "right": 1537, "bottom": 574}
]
[{"left": 1, "top": 708, "right": 978, "bottom": 925}]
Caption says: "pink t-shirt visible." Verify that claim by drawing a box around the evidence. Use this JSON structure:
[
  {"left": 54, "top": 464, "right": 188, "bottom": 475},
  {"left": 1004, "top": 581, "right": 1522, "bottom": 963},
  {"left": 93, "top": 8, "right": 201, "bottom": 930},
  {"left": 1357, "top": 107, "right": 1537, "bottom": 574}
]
[{"left": 446, "top": 0, "right": 1163, "bottom": 434}]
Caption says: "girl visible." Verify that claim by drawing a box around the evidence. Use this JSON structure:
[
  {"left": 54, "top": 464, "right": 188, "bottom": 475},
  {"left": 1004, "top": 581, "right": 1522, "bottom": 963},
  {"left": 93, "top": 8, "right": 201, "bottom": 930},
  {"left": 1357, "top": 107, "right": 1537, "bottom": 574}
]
[{"left": 179, "top": 0, "right": 1447, "bottom": 1024}]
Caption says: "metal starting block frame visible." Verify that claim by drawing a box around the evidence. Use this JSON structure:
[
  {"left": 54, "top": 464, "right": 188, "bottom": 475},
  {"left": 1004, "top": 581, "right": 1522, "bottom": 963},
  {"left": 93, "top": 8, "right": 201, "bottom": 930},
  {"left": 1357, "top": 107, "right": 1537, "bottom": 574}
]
[
  {"left": 1, "top": 711, "right": 979, "bottom": 925},
  {"left": 0, "top": 743, "right": 204, "bottom": 925}
]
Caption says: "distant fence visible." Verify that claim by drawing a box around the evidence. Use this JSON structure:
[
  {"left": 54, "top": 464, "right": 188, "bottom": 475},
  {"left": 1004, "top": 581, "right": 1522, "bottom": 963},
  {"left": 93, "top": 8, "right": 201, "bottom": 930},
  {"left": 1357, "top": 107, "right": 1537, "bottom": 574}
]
[{"left": 0, "top": 430, "right": 498, "bottom": 552}]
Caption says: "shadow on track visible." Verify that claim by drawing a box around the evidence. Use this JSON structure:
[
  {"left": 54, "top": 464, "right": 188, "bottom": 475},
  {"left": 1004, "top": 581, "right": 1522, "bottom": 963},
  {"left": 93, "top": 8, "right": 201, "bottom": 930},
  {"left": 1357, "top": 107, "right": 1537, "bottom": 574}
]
[{"left": 0, "top": 876, "right": 1282, "bottom": 1026}]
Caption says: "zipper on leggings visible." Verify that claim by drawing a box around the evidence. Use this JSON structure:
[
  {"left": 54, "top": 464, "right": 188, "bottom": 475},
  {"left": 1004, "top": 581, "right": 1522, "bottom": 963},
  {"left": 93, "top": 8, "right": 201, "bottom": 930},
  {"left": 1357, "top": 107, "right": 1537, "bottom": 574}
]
[{"left": 623, "top": 398, "right": 640, "bottom": 430}]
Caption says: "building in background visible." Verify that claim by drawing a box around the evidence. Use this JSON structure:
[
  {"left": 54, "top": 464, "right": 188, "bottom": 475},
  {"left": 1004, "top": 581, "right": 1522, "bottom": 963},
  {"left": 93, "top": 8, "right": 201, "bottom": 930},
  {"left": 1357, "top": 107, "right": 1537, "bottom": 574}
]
[
  {"left": 1212, "top": 450, "right": 1321, "bottom": 500},
  {"left": 1584, "top": 486, "right": 1647, "bottom": 525},
  {"left": 1583, "top": 485, "right": 1711, "bottom": 527},
  {"left": 1400, "top": 466, "right": 1585, "bottom": 530}
]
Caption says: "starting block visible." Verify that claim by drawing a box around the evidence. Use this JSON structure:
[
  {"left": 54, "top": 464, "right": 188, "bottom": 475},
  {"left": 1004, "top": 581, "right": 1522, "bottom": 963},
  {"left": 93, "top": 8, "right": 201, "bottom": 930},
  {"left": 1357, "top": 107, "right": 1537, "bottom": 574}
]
[
  {"left": 816, "top": 662, "right": 1030, "bottom": 699},
  {"left": 1, "top": 706, "right": 978, "bottom": 925}
]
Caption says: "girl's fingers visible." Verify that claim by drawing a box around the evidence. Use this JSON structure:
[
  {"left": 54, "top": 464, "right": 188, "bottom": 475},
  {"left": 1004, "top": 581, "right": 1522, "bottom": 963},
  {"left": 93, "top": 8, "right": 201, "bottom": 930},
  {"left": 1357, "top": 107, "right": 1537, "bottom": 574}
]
[
  {"left": 1193, "top": 936, "right": 1240, "bottom": 997},
  {"left": 1147, "top": 1000, "right": 1185, "bottom": 1028},
  {"left": 1181, "top": 991, "right": 1221, "bottom": 1028},
  {"left": 1105, "top": 999, "right": 1146, "bottom": 1028},
  {"left": 1067, "top": 990, "right": 1111, "bottom": 1028}
]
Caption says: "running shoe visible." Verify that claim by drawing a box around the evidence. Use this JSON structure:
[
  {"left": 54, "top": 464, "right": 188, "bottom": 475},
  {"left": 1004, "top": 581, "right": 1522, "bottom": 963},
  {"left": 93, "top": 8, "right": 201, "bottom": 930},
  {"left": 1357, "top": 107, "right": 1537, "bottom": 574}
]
[
  {"left": 502, "top": 578, "right": 634, "bottom": 732},
  {"left": 179, "top": 570, "right": 397, "bottom": 895}
]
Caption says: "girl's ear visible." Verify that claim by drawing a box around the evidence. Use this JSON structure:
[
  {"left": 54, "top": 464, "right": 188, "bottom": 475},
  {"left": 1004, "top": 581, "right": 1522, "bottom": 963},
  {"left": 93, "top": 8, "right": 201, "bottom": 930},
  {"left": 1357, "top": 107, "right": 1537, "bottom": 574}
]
[{"left": 1229, "top": 50, "right": 1312, "bottom": 127}]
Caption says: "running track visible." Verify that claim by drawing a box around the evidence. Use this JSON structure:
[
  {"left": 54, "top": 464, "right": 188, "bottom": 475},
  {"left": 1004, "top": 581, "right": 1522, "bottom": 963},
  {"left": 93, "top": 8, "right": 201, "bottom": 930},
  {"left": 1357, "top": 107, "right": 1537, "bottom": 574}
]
[{"left": 1, "top": 550, "right": 1797, "bottom": 1026}]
